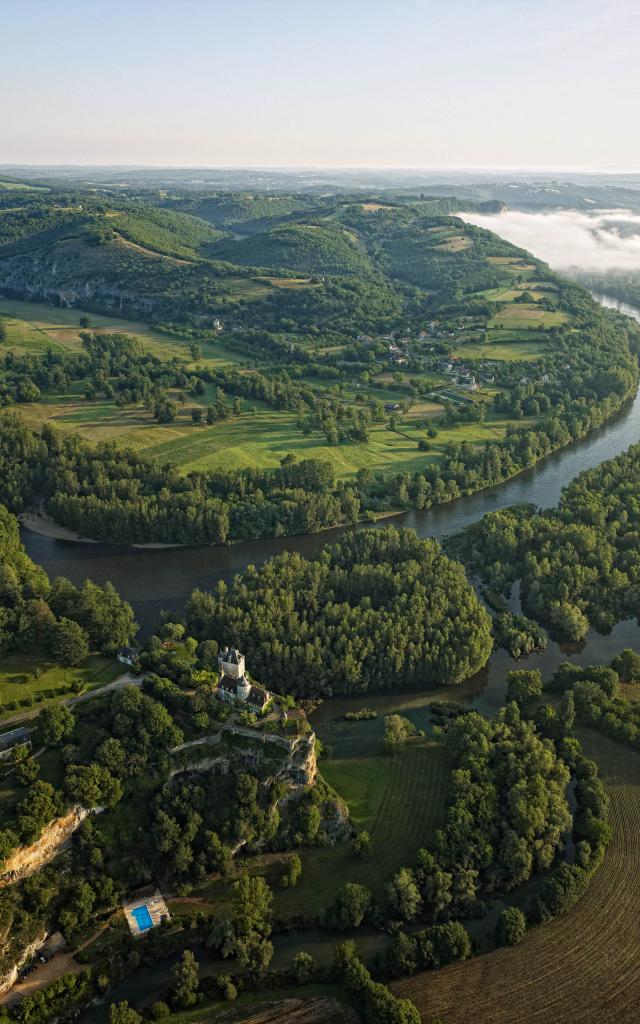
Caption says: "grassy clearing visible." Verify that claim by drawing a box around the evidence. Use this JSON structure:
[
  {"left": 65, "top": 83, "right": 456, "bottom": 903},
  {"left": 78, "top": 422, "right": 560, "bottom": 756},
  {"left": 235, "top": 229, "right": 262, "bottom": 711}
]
[
  {"left": 480, "top": 284, "right": 557, "bottom": 302},
  {"left": 280, "top": 741, "right": 447, "bottom": 916},
  {"left": 167, "top": 987, "right": 358, "bottom": 1024},
  {"left": 182, "top": 740, "right": 448, "bottom": 923},
  {"left": 0, "top": 650, "right": 120, "bottom": 719},
  {"left": 457, "top": 340, "right": 548, "bottom": 361},
  {"left": 488, "top": 303, "right": 568, "bottom": 330},
  {"left": 0, "top": 297, "right": 190, "bottom": 357},
  {"left": 0, "top": 181, "right": 46, "bottom": 191},
  {"left": 394, "top": 730, "right": 640, "bottom": 1024},
  {"left": 434, "top": 235, "right": 473, "bottom": 252}
]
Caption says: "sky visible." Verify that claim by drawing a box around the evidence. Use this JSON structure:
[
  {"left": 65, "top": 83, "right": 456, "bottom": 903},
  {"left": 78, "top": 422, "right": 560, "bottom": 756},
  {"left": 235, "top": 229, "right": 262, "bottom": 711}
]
[{"left": 2, "top": 0, "right": 640, "bottom": 168}]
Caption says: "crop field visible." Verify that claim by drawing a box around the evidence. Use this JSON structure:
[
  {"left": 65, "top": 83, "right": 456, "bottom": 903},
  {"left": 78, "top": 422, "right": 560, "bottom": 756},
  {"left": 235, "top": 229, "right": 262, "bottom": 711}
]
[
  {"left": 434, "top": 235, "right": 473, "bottom": 252},
  {"left": 457, "top": 339, "right": 548, "bottom": 361},
  {"left": 184, "top": 740, "right": 448, "bottom": 922},
  {"left": 394, "top": 730, "right": 640, "bottom": 1024},
  {"left": 488, "top": 303, "right": 568, "bottom": 330},
  {"left": 0, "top": 297, "right": 192, "bottom": 357},
  {"left": 1, "top": 281, "right": 554, "bottom": 482},
  {"left": 487, "top": 257, "right": 538, "bottom": 275},
  {"left": 16, "top": 374, "right": 528, "bottom": 477},
  {"left": 168, "top": 989, "right": 359, "bottom": 1024},
  {"left": 480, "top": 284, "right": 558, "bottom": 302}
]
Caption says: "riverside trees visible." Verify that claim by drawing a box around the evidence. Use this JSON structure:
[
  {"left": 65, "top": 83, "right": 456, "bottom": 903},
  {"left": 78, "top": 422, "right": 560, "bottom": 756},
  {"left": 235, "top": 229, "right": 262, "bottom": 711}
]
[
  {"left": 449, "top": 443, "right": 640, "bottom": 641},
  {"left": 186, "top": 526, "right": 493, "bottom": 696},
  {"left": 0, "top": 503, "right": 137, "bottom": 658}
]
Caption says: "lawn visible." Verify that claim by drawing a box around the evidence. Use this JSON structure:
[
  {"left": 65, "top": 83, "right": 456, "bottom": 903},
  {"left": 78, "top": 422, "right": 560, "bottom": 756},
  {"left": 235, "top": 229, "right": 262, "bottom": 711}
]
[
  {"left": 0, "top": 650, "right": 121, "bottom": 720},
  {"left": 394, "top": 729, "right": 640, "bottom": 1024}
]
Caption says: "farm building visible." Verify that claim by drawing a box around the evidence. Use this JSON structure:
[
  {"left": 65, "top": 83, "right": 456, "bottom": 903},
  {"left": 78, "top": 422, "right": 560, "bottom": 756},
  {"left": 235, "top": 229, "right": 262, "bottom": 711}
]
[
  {"left": 117, "top": 646, "right": 140, "bottom": 666},
  {"left": 0, "top": 726, "right": 31, "bottom": 762}
]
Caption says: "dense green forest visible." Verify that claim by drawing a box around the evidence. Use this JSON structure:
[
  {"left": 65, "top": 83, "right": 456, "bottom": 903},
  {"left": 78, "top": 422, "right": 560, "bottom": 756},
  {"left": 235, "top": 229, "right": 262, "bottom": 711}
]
[
  {"left": 0, "top": 501, "right": 136, "bottom": 658},
  {"left": 448, "top": 442, "right": 640, "bottom": 641},
  {"left": 185, "top": 526, "right": 493, "bottom": 694}
]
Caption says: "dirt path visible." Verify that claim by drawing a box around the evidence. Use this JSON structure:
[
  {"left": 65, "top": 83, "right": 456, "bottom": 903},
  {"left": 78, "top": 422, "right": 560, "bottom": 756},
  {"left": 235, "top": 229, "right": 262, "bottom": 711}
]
[{"left": 0, "top": 952, "right": 84, "bottom": 1008}]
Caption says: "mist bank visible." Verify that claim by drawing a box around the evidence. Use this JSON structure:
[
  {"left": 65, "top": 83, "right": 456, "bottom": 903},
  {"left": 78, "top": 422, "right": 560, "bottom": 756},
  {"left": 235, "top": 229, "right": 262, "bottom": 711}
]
[{"left": 461, "top": 208, "right": 640, "bottom": 275}]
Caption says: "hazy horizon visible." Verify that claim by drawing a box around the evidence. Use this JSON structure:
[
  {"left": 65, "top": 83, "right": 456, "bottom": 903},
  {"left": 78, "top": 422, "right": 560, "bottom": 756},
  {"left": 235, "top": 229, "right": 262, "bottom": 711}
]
[{"left": 3, "top": 0, "right": 640, "bottom": 168}]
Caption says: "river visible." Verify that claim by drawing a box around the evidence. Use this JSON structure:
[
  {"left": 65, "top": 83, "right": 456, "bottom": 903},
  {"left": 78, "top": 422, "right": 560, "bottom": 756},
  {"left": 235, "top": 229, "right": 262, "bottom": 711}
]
[
  {"left": 65, "top": 294, "right": 640, "bottom": 1020},
  {"left": 20, "top": 294, "right": 640, "bottom": 638}
]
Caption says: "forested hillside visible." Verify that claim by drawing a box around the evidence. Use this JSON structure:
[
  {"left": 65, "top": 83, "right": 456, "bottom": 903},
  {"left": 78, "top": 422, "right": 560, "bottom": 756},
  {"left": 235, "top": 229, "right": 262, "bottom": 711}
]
[{"left": 0, "top": 188, "right": 638, "bottom": 544}]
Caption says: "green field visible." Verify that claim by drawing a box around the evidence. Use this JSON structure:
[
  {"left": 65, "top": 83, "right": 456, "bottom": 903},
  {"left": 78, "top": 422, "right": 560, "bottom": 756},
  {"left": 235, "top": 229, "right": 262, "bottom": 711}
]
[
  {"left": 394, "top": 730, "right": 640, "bottom": 1024},
  {"left": 0, "top": 297, "right": 192, "bottom": 357},
  {"left": 0, "top": 649, "right": 121, "bottom": 720},
  {"left": 458, "top": 339, "right": 548, "bottom": 361},
  {"left": 488, "top": 303, "right": 568, "bottom": 330},
  {"left": 2, "top": 296, "right": 541, "bottom": 477},
  {"left": 180, "top": 738, "right": 448, "bottom": 924},
  {"left": 0, "top": 220, "right": 567, "bottom": 485}
]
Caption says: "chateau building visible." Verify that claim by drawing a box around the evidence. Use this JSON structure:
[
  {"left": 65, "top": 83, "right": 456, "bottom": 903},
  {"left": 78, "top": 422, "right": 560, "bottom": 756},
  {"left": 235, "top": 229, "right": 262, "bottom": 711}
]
[{"left": 217, "top": 647, "right": 272, "bottom": 713}]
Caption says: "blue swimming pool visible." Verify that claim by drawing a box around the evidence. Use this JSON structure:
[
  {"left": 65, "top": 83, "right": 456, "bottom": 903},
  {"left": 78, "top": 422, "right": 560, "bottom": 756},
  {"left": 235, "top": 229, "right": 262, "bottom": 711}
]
[{"left": 131, "top": 904, "right": 153, "bottom": 932}]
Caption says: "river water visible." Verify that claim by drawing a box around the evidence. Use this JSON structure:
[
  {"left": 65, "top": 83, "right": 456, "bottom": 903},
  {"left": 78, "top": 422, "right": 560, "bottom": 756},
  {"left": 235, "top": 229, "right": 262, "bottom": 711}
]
[
  {"left": 70, "top": 294, "right": 640, "bottom": 1021},
  {"left": 19, "top": 294, "right": 640, "bottom": 637}
]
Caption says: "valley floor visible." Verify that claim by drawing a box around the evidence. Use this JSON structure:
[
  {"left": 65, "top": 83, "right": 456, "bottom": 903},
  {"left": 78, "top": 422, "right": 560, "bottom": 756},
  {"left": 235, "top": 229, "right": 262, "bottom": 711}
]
[{"left": 394, "top": 729, "right": 640, "bottom": 1024}]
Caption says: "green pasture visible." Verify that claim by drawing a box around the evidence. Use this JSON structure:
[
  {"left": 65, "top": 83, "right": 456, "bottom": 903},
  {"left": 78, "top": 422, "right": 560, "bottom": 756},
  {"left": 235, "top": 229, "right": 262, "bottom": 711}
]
[
  {"left": 185, "top": 739, "right": 448, "bottom": 921},
  {"left": 0, "top": 297, "right": 189, "bottom": 357},
  {"left": 488, "top": 303, "right": 568, "bottom": 330},
  {"left": 16, "top": 381, "right": 534, "bottom": 477},
  {"left": 458, "top": 339, "right": 548, "bottom": 361},
  {"left": 0, "top": 650, "right": 121, "bottom": 720}
]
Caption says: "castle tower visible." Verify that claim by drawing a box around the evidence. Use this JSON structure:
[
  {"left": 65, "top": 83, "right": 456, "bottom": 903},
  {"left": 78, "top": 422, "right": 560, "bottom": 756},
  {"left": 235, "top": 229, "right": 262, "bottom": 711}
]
[
  {"left": 236, "top": 675, "right": 251, "bottom": 701},
  {"left": 218, "top": 647, "right": 246, "bottom": 680}
]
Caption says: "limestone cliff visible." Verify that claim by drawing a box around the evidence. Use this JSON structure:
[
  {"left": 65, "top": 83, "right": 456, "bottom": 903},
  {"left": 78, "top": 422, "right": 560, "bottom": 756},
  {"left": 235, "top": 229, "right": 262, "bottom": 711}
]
[
  {"left": 171, "top": 724, "right": 317, "bottom": 788},
  {"left": 0, "top": 805, "right": 89, "bottom": 888},
  {"left": 0, "top": 930, "right": 47, "bottom": 997}
]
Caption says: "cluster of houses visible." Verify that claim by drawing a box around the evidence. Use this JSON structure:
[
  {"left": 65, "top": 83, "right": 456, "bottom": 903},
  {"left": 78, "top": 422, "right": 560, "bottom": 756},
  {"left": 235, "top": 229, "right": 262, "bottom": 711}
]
[{"left": 435, "top": 359, "right": 479, "bottom": 391}]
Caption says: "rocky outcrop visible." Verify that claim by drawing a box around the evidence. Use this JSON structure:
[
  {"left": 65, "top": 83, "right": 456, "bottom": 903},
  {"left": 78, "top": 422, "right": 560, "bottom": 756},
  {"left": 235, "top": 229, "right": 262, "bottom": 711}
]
[
  {"left": 0, "top": 806, "right": 89, "bottom": 888},
  {"left": 171, "top": 725, "right": 317, "bottom": 788},
  {"left": 0, "top": 930, "right": 46, "bottom": 997}
]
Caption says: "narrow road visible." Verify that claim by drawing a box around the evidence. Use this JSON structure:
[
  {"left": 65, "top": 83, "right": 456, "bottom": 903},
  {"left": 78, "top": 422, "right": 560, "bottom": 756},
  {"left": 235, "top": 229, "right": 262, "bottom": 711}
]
[{"left": 0, "top": 673, "right": 142, "bottom": 728}]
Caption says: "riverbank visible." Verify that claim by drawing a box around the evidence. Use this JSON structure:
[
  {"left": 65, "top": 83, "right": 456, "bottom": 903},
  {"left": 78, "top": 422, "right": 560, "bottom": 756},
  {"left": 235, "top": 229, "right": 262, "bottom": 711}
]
[
  {"left": 19, "top": 511, "right": 188, "bottom": 549},
  {"left": 18, "top": 511, "right": 100, "bottom": 544}
]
